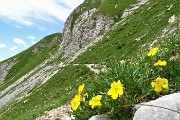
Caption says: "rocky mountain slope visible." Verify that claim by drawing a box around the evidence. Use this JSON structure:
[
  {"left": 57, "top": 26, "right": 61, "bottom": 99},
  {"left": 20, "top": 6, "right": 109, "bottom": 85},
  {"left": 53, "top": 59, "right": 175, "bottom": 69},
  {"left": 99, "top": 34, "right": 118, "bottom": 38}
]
[{"left": 0, "top": 0, "right": 179, "bottom": 119}]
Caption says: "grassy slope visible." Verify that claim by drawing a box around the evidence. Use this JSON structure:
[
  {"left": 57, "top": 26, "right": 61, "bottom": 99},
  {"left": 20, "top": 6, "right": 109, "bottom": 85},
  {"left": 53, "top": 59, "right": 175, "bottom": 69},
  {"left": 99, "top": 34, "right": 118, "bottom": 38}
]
[
  {"left": 74, "top": 0, "right": 179, "bottom": 64},
  {"left": 0, "top": 0, "right": 179, "bottom": 119},
  {"left": 0, "top": 65, "right": 95, "bottom": 120},
  {"left": 0, "top": 33, "right": 62, "bottom": 92}
]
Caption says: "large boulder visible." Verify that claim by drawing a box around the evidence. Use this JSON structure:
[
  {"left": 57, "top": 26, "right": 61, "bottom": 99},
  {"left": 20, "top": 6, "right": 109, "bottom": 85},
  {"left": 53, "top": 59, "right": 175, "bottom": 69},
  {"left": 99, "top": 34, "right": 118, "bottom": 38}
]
[{"left": 134, "top": 93, "right": 180, "bottom": 120}]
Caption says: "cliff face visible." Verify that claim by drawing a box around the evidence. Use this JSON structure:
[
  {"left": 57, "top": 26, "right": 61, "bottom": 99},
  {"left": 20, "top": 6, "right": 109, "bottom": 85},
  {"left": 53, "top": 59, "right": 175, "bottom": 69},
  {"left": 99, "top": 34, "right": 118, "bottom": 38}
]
[
  {"left": 60, "top": 6, "right": 114, "bottom": 58},
  {"left": 0, "top": 59, "right": 17, "bottom": 83}
]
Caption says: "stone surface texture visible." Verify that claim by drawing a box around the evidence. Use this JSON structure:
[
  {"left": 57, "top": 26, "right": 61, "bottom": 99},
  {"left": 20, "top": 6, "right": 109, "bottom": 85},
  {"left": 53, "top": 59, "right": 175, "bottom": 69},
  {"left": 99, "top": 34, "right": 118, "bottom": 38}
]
[
  {"left": 58, "top": 6, "right": 114, "bottom": 58},
  {"left": 134, "top": 93, "right": 180, "bottom": 120},
  {"left": 0, "top": 59, "right": 17, "bottom": 84},
  {"left": 89, "top": 114, "right": 111, "bottom": 120},
  {"left": 37, "top": 103, "right": 72, "bottom": 120}
]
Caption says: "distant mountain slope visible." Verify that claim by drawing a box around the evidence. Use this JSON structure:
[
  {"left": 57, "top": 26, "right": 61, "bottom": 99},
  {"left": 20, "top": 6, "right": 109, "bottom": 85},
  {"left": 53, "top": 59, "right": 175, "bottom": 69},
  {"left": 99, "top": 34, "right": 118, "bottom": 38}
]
[
  {"left": 0, "top": 33, "right": 62, "bottom": 107},
  {"left": 0, "top": 33, "right": 61, "bottom": 83},
  {"left": 0, "top": 0, "right": 179, "bottom": 120}
]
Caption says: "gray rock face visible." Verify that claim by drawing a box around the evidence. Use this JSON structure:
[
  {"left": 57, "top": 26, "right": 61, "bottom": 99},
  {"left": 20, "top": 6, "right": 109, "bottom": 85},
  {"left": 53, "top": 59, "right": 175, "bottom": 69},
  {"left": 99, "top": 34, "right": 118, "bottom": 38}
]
[
  {"left": 0, "top": 59, "right": 17, "bottom": 84},
  {"left": 134, "top": 93, "right": 180, "bottom": 120},
  {"left": 121, "top": 0, "right": 148, "bottom": 18},
  {"left": 89, "top": 114, "right": 111, "bottom": 120},
  {"left": 60, "top": 6, "right": 114, "bottom": 58},
  {"left": 37, "top": 103, "right": 72, "bottom": 120}
]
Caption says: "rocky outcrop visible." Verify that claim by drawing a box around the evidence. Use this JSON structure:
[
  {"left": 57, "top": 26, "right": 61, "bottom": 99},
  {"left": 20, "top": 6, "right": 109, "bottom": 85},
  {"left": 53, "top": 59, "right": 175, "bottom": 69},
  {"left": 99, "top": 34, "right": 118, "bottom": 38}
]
[
  {"left": 134, "top": 93, "right": 180, "bottom": 120},
  {"left": 37, "top": 103, "right": 72, "bottom": 120},
  {"left": 0, "top": 61, "right": 59, "bottom": 107},
  {"left": 0, "top": 59, "right": 17, "bottom": 84},
  {"left": 121, "top": 0, "right": 148, "bottom": 18},
  {"left": 60, "top": 6, "right": 114, "bottom": 58}
]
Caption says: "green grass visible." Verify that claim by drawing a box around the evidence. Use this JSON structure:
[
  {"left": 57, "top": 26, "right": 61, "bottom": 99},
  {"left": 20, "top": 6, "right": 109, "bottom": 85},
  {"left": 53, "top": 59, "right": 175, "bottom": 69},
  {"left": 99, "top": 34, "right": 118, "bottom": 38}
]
[
  {"left": 73, "top": 0, "right": 179, "bottom": 64},
  {"left": 72, "top": 35, "right": 180, "bottom": 119},
  {"left": 0, "top": 65, "right": 95, "bottom": 120}
]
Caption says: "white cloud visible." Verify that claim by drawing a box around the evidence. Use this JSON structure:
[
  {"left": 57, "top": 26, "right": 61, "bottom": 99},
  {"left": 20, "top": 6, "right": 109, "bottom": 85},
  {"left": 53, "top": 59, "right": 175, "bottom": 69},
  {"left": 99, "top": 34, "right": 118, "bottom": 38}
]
[
  {"left": 0, "top": 0, "right": 84, "bottom": 27},
  {"left": 13, "top": 38, "right": 26, "bottom": 46},
  {"left": 0, "top": 43, "right": 6, "bottom": 48},
  {"left": 27, "top": 36, "right": 37, "bottom": 44},
  {"left": 31, "top": 40, "right": 37, "bottom": 45},
  {"left": 38, "top": 26, "right": 47, "bottom": 31},
  {"left": 9, "top": 46, "right": 18, "bottom": 51},
  {"left": 27, "top": 36, "right": 35, "bottom": 40}
]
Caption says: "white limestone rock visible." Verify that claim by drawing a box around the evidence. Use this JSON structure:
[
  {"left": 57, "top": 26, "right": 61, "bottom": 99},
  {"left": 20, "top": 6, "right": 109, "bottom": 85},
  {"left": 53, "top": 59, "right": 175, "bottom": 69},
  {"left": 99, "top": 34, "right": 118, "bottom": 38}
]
[
  {"left": 89, "top": 114, "right": 111, "bottom": 120},
  {"left": 0, "top": 59, "right": 17, "bottom": 84},
  {"left": 134, "top": 93, "right": 180, "bottom": 120},
  {"left": 60, "top": 7, "right": 114, "bottom": 58}
]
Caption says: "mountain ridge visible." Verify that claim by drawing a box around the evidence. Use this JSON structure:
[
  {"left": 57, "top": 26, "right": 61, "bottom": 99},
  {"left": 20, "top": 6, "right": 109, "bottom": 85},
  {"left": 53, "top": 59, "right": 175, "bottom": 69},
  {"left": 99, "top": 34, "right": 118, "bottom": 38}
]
[{"left": 0, "top": 0, "right": 179, "bottom": 119}]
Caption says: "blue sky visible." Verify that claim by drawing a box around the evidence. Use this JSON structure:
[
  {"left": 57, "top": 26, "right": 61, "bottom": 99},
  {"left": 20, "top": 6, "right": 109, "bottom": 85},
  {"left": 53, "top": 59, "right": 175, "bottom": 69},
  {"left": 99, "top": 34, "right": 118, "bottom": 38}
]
[{"left": 0, "top": 0, "right": 84, "bottom": 62}]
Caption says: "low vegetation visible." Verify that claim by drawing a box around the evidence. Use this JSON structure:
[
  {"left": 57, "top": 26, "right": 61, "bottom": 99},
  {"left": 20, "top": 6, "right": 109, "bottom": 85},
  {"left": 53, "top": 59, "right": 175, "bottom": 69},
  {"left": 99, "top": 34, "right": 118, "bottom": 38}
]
[
  {"left": 0, "top": 65, "right": 95, "bottom": 120},
  {"left": 0, "top": 0, "right": 179, "bottom": 120},
  {"left": 71, "top": 33, "right": 180, "bottom": 119}
]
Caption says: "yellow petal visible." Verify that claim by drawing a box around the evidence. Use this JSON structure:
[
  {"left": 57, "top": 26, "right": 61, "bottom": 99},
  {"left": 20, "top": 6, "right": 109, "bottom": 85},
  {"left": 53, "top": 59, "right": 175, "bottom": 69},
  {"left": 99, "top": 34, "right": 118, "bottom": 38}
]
[
  {"left": 89, "top": 100, "right": 93, "bottom": 105},
  {"left": 155, "top": 86, "right": 162, "bottom": 92},
  {"left": 117, "top": 80, "right": 121, "bottom": 85},
  {"left": 111, "top": 82, "right": 116, "bottom": 88},
  {"left": 112, "top": 93, "right": 118, "bottom": 99},
  {"left": 78, "top": 83, "right": 84, "bottom": 94},
  {"left": 162, "top": 61, "right": 167, "bottom": 66},
  {"left": 91, "top": 104, "right": 95, "bottom": 109},
  {"left": 162, "top": 84, "right": 168, "bottom": 88},
  {"left": 94, "top": 95, "right": 102, "bottom": 100},
  {"left": 107, "top": 88, "right": 113, "bottom": 95},
  {"left": 71, "top": 95, "right": 80, "bottom": 111},
  {"left": 96, "top": 101, "right": 102, "bottom": 106},
  {"left": 118, "top": 88, "right": 124, "bottom": 95},
  {"left": 154, "top": 63, "right": 158, "bottom": 66},
  {"left": 151, "top": 81, "right": 156, "bottom": 88},
  {"left": 162, "top": 78, "right": 168, "bottom": 88}
]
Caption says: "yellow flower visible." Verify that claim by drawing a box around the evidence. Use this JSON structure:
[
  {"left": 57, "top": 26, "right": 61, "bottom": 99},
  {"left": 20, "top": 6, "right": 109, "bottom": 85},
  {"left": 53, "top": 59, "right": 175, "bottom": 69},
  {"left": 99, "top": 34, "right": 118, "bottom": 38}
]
[
  {"left": 154, "top": 60, "right": 167, "bottom": 66},
  {"left": 151, "top": 77, "right": 168, "bottom": 92},
  {"left": 89, "top": 95, "right": 102, "bottom": 109},
  {"left": 83, "top": 92, "right": 88, "bottom": 101},
  {"left": 107, "top": 80, "right": 124, "bottom": 99},
  {"left": 78, "top": 83, "right": 84, "bottom": 95},
  {"left": 147, "top": 47, "right": 158, "bottom": 56},
  {"left": 71, "top": 95, "right": 81, "bottom": 111}
]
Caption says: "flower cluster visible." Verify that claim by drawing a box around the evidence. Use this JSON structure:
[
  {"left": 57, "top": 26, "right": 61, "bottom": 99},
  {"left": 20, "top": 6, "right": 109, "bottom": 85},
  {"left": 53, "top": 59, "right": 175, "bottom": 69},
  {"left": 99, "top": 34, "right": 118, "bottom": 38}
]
[
  {"left": 71, "top": 83, "right": 86, "bottom": 111},
  {"left": 71, "top": 33, "right": 175, "bottom": 117},
  {"left": 71, "top": 79, "right": 124, "bottom": 111},
  {"left": 147, "top": 47, "right": 168, "bottom": 92}
]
